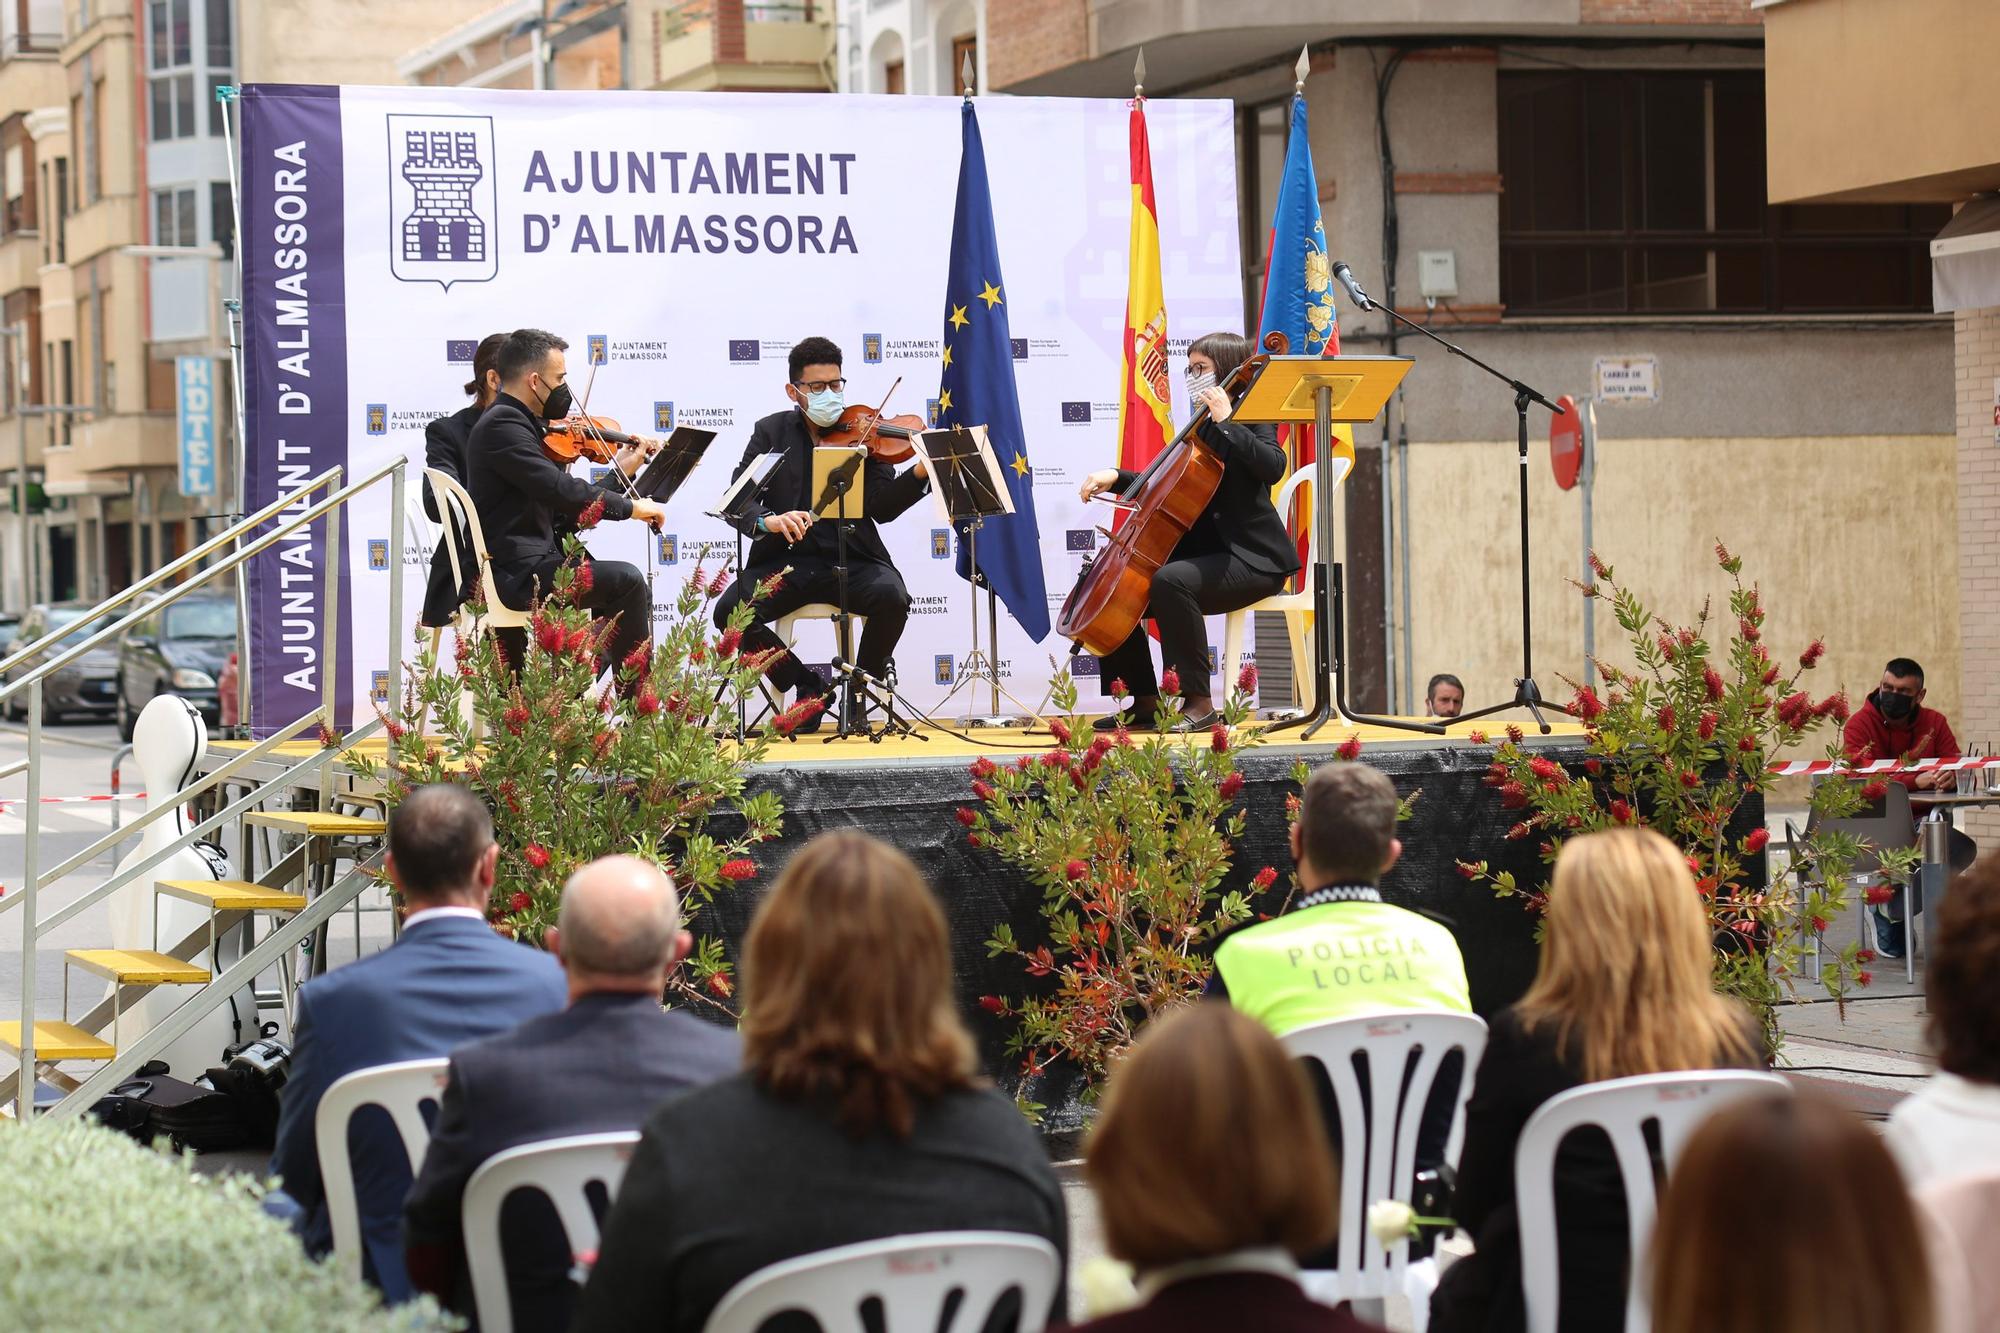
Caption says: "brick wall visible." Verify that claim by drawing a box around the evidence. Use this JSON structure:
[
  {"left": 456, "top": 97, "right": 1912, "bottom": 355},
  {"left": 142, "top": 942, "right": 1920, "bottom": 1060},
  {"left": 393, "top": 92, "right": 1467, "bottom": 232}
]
[
  {"left": 1956, "top": 306, "right": 2000, "bottom": 842},
  {"left": 1581, "top": 0, "right": 1760, "bottom": 22},
  {"left": 986, "top": 0, "right": 1088, "bottom": 90}
]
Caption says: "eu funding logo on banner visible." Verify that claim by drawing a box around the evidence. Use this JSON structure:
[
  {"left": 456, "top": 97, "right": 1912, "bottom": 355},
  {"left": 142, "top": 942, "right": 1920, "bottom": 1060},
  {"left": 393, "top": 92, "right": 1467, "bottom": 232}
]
[
  {"left": 934, "top": 654, "right": 955, "bottom": 685},
  {"left": 387, "top": 113, "right": 498, "bottom": 291},
  {"left": 1071, "top": 654, "right": 1100, "bottom": 678},
  {"left": 587, "top": 334, "right": 608, "bottom": 366},
  {"left": 1061, "top": 402, "right": 1092, "bottom": 424},
  {"left": 445, "top": 338, "right": 479, "bottom": 364},
  {"left": 657, "top": 533, "right": 679, "bottom": 565},
  {"left": 930, "top": 529, "right": 951, "bottom": 559},
  {"left": 366, "top": 405, "right": 388, "bottom": 435},
  {"left": 367, "top": 540, "right": 390, "bottom": 571},
  {"left": 175, "top": 356, "right": 217, "bottom": 499},
  {"left": 1011, "top": 338, "right": 1028, "bottom": 360},
  {"left": 1065, "top": 529, "right": 1095, "bottom": 552},
  {"left": 728, "top": 339, "right": 759, "bottom": 363},
  {"left": 654, "top": 401, "right": 675, "bottom": 432},
  {"left": 862, "top": 334, "right": 883, "bottom": 364}
]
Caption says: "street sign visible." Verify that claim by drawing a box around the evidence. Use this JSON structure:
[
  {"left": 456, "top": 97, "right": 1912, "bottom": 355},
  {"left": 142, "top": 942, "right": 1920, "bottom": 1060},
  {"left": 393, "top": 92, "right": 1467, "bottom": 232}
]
[
  {"left": 1550, "top": 394, "right": 1583, "bottom": 490},
  {"left": 176, "top": 356, "right": 217, "bottom": 498},
  {"left": 1593, "top": 355, "right": 1658, "bottom": 403}
]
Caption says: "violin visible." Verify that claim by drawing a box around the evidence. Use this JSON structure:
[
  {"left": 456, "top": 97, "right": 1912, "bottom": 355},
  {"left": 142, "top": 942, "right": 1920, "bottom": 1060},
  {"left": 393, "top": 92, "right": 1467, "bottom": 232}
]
[
  {"left": 542, "top": 415, "right": 641, "bottom": 467},
  {"left": 818, "top": 405, "right": 927, "bottom": 462}
]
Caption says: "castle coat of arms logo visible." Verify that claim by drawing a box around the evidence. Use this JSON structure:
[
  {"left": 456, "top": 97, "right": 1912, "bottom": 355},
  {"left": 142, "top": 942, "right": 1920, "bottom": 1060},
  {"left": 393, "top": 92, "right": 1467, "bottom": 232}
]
[{"left": 387, "top": 114, "right": 499, "bottom": 290}]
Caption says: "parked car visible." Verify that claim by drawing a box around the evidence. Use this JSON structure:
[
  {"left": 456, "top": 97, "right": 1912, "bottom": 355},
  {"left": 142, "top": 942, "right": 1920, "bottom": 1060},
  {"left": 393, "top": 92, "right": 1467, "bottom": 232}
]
[
  {"left": 116, "top": 594, "right": 236, "bottom": 740},
  {"left": 1, "top": 602, "right": 121, "bottom": 724}
]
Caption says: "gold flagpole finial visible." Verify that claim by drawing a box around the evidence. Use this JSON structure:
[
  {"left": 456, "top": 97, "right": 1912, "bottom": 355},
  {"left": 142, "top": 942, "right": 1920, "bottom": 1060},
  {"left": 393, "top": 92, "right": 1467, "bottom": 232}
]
[
  {"left": 1295, "top": 45, "right": 1310, "bottom": 96},
  {"left": 961, "top": 50, "right": 976, "bottom": 99},
  {"left": 1134, "top": 48, "right": 1146, "bottom": 98}
]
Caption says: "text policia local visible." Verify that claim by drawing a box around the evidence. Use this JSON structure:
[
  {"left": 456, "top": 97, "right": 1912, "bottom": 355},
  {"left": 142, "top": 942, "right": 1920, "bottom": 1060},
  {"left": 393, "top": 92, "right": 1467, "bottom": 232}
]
[{"left": 523, "top": 149, "right": 860, "bottom": 256}]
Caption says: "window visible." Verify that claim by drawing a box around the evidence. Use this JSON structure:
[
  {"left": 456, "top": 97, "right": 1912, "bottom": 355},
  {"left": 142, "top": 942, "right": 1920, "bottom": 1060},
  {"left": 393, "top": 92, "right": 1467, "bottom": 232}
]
[
  {"left": 3, "top": 141, "right": 24, "bottom": 236},
  {"left": 153, "top": 185, "right": 196, "bottom": 246},
  {"left": 951, "top": 34, "right": 976, "bottom": 95},
  {"left": 1497, "top": 70, "right": 1948, "bottom": 315},
  {"left": 147, "top": 0, "right": 199, "bottom": 141},
  {"left": 210, "top": 179, "right": 232, "bottom": 258},
  {"left": 51, "top": 156, "right": 66, "bottom": 261},
  {"left": 203, "top": 0, "right": 229, "bottom": 67}
]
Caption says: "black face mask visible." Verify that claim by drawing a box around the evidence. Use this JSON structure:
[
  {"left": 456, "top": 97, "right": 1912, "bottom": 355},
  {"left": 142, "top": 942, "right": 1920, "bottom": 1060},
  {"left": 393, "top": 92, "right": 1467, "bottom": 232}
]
[
  {"left": 536, "top": 378, "right": 573, "bottom": 422},
  {"left": 1875, "top": 689, "right": 1917, "bottom": 721}
]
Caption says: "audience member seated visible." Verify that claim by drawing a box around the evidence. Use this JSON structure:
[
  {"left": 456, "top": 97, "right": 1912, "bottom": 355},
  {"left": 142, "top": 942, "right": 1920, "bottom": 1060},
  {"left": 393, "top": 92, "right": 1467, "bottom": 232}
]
[
  {"left": 1650, "top": 1092, "right": 1933, "bottom": 1333},
  {"left": 1425, "top": 674, "right": 1464, "bottom": 719},
  {"left": 402, "top": 854, "right": 740, "bottom": 1329},
  {"left": 1886, "top": 852, "right": 2000, "bottom": 1189},
  {"left": 1843, "top": 656, "right": 1975, "bottom": 957},
  {"left": 269, "top": 784, "right": 567, "bottom": 1301},
  {"left": 1062, "top": 1004, "right": 1382, "bottom": 1333},
  {"left": 1429, "top": 827, "right": 1762, "bottom": 1333},
  {"left": 571, "top": 830, "right": 1068, "bottom": 1332}
]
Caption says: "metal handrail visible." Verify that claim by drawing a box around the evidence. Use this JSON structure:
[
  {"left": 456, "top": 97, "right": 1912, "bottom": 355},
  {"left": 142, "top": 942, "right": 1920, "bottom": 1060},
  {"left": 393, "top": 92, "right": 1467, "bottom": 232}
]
[
  {"left": 0, "top": 465, "right": 343, "bottom": 682},
  {"left": 0, "top": 457, "right": 404, "bottom": 703}
]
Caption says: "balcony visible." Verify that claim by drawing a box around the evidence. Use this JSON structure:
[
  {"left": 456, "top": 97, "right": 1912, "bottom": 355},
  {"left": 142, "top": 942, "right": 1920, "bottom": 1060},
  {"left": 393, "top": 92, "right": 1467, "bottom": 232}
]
[
  {"left": 0, "top": 48, "right": 64, "bottom": 118},
  {"left": 0, "top": 230, "right": 41, "bottom": 297},
  {"left": 51, "top": 410, "right": 172, "bottom": 479},
  {"left": 62, "top": 194, "right": 139, "bottom": 266},
  {"left": 653, "top": 1, "right": 831, "bottom": 93}
]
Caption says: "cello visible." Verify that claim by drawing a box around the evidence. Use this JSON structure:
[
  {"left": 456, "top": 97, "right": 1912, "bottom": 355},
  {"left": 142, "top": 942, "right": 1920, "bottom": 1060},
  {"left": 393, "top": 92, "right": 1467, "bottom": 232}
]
[{"left": 1056, "top": 331, "right": 1288, "bottom": 657}]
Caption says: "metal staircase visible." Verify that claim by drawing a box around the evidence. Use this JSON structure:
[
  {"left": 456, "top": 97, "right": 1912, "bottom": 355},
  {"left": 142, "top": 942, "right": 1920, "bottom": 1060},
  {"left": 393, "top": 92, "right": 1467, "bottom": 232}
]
[{"left": 0, "top": 458, "right": 409, "bottom": 1119}]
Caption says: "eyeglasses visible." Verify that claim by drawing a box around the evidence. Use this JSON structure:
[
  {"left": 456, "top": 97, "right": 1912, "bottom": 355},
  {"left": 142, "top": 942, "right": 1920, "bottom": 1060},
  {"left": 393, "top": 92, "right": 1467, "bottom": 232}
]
[{"left": 793, "top": 378, "right": 847, "bottom": 394}]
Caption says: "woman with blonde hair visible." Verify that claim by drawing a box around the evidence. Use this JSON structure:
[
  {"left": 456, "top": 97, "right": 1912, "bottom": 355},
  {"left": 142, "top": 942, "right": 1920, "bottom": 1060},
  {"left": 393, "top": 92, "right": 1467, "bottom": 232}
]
[
  {"left": 1429, "top": 827, "right": 1762, "bottom": 1333},
  {"left": 1650, "top": 1091, "right": 1931, "bottom": 1333},
  {"left": 1066, "top": 1003, "right": 1381, "bottom": 1333},
  {"left": 572, "top": 829, "right": 1067, "bottom": 1332}
]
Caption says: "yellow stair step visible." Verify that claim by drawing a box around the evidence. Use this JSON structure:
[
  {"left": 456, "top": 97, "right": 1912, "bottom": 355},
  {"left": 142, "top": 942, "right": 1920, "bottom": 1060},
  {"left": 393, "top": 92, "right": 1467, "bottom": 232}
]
[
  {"left": 245, "top": 810, "right": 386, "bottom": 838},
  {"left": 157, "top": 879, "right": 309, "bottom": 912},
  {"left": 0, "top": 1021, "right": 116, "bottom": 1061},
  {"left": 64, "top": 949, "right": 211, "bottom": 986}
]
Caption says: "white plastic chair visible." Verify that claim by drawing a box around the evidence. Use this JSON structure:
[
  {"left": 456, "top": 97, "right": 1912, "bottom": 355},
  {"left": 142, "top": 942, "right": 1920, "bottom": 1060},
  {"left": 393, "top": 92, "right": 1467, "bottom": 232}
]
[
  {"left": 426, "top": 468, "right": 532, "bottom": 637},
  {"left": 313, "top": 1057, "right": 452, "bottom": 1280},
  {"left": 755, "top": 602, "right": 865, "bottom": 715},
  {"left": 1219, "top": 459, "right": 1349, "bottom": 713},
  {"left": 1515, "top": 1069, "right": 1792, "bottom": 1333},
  {"left": 461, "top": 1131, "right": 641, "bottom": 1333},
  {"left": 704, "top": 1231, "right": 1062, "bottom": 1333},
  {"left": 1282, "top": 1011, "right": 1488, "bottom": 1331}
]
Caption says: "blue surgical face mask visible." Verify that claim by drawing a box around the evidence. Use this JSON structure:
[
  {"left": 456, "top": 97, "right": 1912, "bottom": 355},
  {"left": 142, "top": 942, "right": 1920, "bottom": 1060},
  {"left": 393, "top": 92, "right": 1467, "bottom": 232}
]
[{"left": 803, "top": 387, "right": 845, "bottom": 428}]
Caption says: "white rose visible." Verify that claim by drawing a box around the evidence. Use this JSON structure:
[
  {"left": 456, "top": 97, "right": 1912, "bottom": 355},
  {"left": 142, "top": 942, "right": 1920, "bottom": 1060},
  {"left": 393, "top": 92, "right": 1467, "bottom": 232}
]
[
  {"left": 1367, "top": 1199, "right": 1416, "bottom": 1247},
  {"left": 1078, "top": 1256, "right": 1138, "bottom": 1317}
]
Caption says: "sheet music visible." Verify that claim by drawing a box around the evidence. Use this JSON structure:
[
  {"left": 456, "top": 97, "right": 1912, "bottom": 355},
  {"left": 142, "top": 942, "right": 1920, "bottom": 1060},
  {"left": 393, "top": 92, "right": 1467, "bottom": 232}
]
[
  {"left": 706, "top": 452, "right": 782, "bottom": 520},
  {"left": 912, "top": 424, "right": 1013, "bottom": 525}
]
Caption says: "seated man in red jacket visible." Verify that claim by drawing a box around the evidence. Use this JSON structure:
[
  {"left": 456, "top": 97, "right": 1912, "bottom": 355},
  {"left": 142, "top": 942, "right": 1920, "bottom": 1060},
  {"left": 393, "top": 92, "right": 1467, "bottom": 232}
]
[{"left": 1842, "top": 656, "right": 1975, "bottom": 956}]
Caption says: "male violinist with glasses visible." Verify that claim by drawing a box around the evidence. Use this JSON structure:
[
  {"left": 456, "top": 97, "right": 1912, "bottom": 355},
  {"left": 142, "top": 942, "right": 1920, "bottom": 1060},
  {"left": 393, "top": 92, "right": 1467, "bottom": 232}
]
[{"left": 713, "top": 336, "right": 931, "bottom": 732}]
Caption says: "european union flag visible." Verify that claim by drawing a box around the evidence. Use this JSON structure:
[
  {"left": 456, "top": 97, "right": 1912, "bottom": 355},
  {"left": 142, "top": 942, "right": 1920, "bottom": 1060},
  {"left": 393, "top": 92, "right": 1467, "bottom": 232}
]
[{"left": 936, "top": 101, "right": 1049, "bottom": 641}]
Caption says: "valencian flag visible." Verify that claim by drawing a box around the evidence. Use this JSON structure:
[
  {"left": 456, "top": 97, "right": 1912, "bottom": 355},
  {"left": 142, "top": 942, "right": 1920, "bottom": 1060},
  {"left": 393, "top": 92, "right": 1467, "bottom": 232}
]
[
  {"left": 936, "top": 99, "right": 1050, "bottom": 641},
  {"left": 1256, "top": 85, "right": 1354, "bottom": 584},
  {"left": 1117, "top": 96, "right": 1172, "bottom": 484}
]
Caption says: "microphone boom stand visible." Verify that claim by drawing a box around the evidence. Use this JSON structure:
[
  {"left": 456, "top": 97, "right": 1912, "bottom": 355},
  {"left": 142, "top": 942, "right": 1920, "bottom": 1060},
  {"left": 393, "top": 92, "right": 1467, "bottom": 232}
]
[{"left": 1337, "top": 266, "right": 1569, "bottom": 734}]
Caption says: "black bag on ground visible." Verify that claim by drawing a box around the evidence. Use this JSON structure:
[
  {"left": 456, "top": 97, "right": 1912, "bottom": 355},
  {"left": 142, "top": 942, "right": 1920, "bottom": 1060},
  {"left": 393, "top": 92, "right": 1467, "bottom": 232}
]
[{"left": 92, "top": 1069, "right": 243, "bottom": 1151}]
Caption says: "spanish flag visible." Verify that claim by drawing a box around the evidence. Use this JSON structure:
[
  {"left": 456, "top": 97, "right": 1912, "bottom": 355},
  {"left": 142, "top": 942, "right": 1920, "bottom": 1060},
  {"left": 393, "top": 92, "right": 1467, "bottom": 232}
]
[{"left": 1117, "top": 98, "right": 1172, "bottom": 483}]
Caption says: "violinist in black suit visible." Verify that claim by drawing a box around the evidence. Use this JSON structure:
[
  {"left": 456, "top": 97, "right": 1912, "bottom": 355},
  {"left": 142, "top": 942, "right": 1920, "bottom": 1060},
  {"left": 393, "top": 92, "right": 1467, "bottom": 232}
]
[
  {"left": 1078, "top": 331, "right": 1300, "bottom": 731},
  {"left": 464, "top": 328, "right": 665, "bottom": 679},
  {"left": 418, "top": 332, "right": 505, "bottom": 631},
  {"left": 714, "top": 336, "right": 931, "bottom": 730}
]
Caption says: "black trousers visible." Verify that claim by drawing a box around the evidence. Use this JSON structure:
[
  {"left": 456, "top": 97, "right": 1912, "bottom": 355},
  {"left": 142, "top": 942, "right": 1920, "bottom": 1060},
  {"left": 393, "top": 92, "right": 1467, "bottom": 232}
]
[
  {"left": 715, "top": 555, "right": 911, "bottom": 694},
  {"left": 1097, "top": 552, "right": 1287, "bottom": 698},
  {"left": 494, "top": 557, "right": 649, "bottom": 681}
]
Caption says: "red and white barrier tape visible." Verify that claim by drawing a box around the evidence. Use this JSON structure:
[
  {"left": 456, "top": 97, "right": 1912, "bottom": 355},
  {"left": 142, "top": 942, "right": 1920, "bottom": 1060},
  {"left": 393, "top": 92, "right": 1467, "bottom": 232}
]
[
  {"left": 0, "top": 792, "right": 149, "bottom": 807},
  {"left": 1764, "top": 756, "right": 2000, "bottom": 778}
]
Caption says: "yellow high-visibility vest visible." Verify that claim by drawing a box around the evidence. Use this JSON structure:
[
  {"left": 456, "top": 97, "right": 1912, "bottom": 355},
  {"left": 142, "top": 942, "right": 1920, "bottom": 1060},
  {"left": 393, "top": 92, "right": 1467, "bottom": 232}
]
[{"left": 1215, "top": 898, "right": 1470, "bottom": 1036}]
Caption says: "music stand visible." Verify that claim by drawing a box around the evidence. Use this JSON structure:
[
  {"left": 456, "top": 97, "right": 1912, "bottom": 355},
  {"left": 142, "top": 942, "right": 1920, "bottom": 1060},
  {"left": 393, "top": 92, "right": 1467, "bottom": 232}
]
[
  {"left": 809, "top": 446, "right": 876, "bottom": 741},
  {"left": 915, "top": 424, "right": 1043, "bottom": 728},
  {"left": 634, "top": 426, "right": 717, "bottom": 503},
  {"left": 708, "top": 452, "right": 786, "bottom": 738},
  {"left": 1231, "top": 354, "right": 1438, "bottom": 739}
]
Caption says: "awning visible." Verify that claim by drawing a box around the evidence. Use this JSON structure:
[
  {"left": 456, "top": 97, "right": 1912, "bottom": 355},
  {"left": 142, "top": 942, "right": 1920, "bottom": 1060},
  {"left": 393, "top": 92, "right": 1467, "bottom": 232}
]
[{"left": 1933, "top": 195, "right": 2000, "bottom": 313}]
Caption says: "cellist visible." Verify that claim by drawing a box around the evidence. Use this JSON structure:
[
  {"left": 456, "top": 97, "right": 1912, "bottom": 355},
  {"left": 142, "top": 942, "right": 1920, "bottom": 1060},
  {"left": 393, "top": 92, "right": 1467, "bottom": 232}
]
[{"left": 1076, "top": 332, "right": 1300, "bottom": 730}]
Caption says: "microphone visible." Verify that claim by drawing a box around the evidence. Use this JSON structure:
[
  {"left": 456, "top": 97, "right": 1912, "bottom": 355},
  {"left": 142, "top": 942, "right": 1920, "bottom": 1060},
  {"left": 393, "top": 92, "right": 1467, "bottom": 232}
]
[
  {"left": 831, "top": 655, "right": 884, "bottom": 690},
  {"left": 1331, "top": 261, "right": 1374, "bottom": 312}
]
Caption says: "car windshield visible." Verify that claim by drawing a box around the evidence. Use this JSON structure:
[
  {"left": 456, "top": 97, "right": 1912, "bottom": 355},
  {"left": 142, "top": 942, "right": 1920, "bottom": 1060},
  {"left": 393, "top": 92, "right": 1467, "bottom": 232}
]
[
  {"left": 49, "top": 608, "right": 99, "bottom": 647},
  {"left": 165, "top": 601, "right": 236, "bottom": 640}
]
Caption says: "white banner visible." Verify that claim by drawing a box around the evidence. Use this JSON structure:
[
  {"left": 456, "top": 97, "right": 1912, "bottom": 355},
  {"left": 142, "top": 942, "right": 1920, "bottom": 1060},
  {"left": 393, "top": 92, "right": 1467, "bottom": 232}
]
[{"left": 249, "top": 85, "right": 1242, "bottom": 723}]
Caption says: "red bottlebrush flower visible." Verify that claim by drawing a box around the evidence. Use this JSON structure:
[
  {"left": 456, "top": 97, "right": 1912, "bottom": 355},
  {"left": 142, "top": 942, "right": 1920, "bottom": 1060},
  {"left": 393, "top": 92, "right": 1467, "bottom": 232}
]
[
  {"left": 317, "top": 723, "right": 340, "bottom": 748},
  {"left": 1810, "top": 915, "right": 1829, "bottom": 934},
  {"left": 1584, "top": 758, "right": 1604, "bottom": 775},
  {"left": 1816, "top": 692, "right": 1851, "bottom": 723},
  {"left": 1505, "top": 822, "right": 1531, "bottom": 841},
  {"left": 1857, "top": 948, "right": 1876, "bottom": 964},
  {"left": 636, "top": 687, "right": 662, "bottom": 716},
  {"left": 955, "top": 807, "right": 978, "bottom": 827},
  {"left": 593, "top": 728, "right": 616, "bottom": 760},
  {"left": 979, "top": 994, "right": 1005, "bottom": 1015},
  {"left": 1160, "top": 668, "right": 1181, "bottom": 697},
  {"left": 576, "top": 495, "right": 606, "bottom": 530},
  {"left": 1456, "top": 860, "right": 1480, "bottom": 880},
  {"left": 1658, "top": 634, "right": 1676, "bottom": 661},
  {"left": 571, "top": 560, "right": 595, "bottom": 598},
  {"left": 1014, "top": 755, "right": 1034, "bottom": 771},
  {"left": 1855, "top": 970, "right": 1874, "bottom": 988},
  {"left": 707, "top": 971, "right": 733, "bottom": 999},
  {"left": 1738, "top": 616, "right": 1761, "bottom": 643},
  {"left": 1039, "top": 749, "right": 1072, "bottom": 771},
  {"left": 1737, "top": 735, "right": 1755, "bottom": 753},
  {"left": 1337, "top": 733, "right": 1363, "bottom": 762},
  {"left": 1760, "top": 664, "right": 1780, "bottom": 687},
  {"left": 1108, "top": 677, "right": 1129, "bottom": 698},
  {"left": 1087, "top": 735, "right": 1113, "bottom": 759},
  {"left": 503, "top": 703, "right": 530, "bottom": 735},
  {"left": 535, "top": 619, "right": 565, "bottom": 655},
  {"left": 1699, "top": 877, "right": 1720, "bottom": 897},
  {"left": 1064, "top": 859, "right": 1087, "bottom": 881},
  {"left": 662, "top": 692, "right": 687, "bottom": 717},
  {"left": 1698, "top": 712, "right": 1718, "bottom": 740},
  {"left": 716, "top": 627, "right": 743, "bottom": 660},
  {"left": 1681, "top": 769, "right": 1700, "bottom": 789},
  {"left": 1499, "top": 781, "right": 1529, "bottom": 810},
  {"left": 1687, "top": 854, "right": 1703, "bottom": 875},
  {"left": 1219, "top": 771, "right": 1245, "bottom": 801},
  {"left": 1860, "top": 780, "right": 1889, "bottom": 802},
  {"left": 1588, "top": 550, "right": 1610, "bottom": 579},
  {"left": 1572, "top": 687, "right": 1605, "bottom": 721},
  {"left": 1777, "top": 692, "right": 1814, "bottom": 729},
  {"left": 1715, "top": 541, "right": 1736, "bottom": 569},
  {"left": 969, "top": 756, "right": 997, "bottom": 780},
  {"left": 1506, "top": 724, "right": 1525, "bottom": 744},
  {"left": 967, "top": 833, "right": 982, "bottom": 848},
  {"left": 719, "top": 858, "right": 756, "bottom": 881},
  {"left": 1864, "top": 883, "right": 1895, "bottom": 906},
  {"left": 1656, "top": 703, "right": 1676, "bottom": 733},
  {"left": 622, "top": 642, "right": 651, "bottom": 675},
  {"left": 1703, "top": 667, "right": 1725, "bottom": 702},
  {"left": 1468, "top": 729, "right": 1489, "bottom": 745},
  {"left": 1048, "top": 718, "right": 1072, "bottom": 745},
  {"left": 689, "top": 642, "right": 707, "bottom": 664},
  {"left": 1609, "top": 799, "right": 1634, "bottom": 824},
  {"left": 1252, "top": 866, "right": 1279, "bottom": 891},
  {"left": 1799, "top": 638, "right": 1825, "bottom": 669},
  {"left": 1211, "top": 723, "right": 1231, "bottom": 754},
  {"left": 524, "top": 843, "right": 552, "bottom": 870},
  {"left": 971, "top": 779, "right": 996, "bottom": 801},
  {"left": 1529, "top": 755, "right": 1562, "bottom": 781},
  {"left": 772, "top": 695, "right": 826, "bottom": 736},
  {"left": 755, "top": 571, "right": 785, "bottom": 600},
  {"left": 1743, "top": 827, "right": 1771, "bottom": 854},
  {"left": 508, "top": 891, "right": 532, "bottom": 913},
  {"left": 708, "top": 566, "right": 732, "bottom": 597},
  {"left": 1237, "top": 662, "right": 1259, "bottom": 695}
]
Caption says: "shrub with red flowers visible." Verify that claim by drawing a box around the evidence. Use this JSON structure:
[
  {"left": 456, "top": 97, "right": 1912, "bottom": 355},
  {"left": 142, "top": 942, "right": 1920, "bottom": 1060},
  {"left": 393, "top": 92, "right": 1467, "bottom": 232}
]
[
  {"left": 968, "top": 673, "right": 1276, "bottom": 1109},
  {"left": 1460, "top": 543, "right": 1916, "bottom": 1054},
  {"left": 346, "top": 536, "right": 786, "bottom": 1010}
]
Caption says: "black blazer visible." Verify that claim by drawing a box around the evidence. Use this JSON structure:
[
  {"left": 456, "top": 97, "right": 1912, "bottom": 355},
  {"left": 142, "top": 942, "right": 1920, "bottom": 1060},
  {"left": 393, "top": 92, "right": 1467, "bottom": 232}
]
[
  {"left": 1116, "top": 416, "right": 1300, "bottom": 579},
  {"left": 420, "top": 403, "right": 480, "bottom": 628},
  {"left": 463, "top": 393, "right": 635, "bottom": 609},
  {"left": 1061, "top": 1272, "right": 1384, "bottom": 1333},
  {"left": 723, "top": 406, "right": 930, "bottom": 573},
  {"left": 402, "top": 992, "right": 741, "bottom": 1331}
]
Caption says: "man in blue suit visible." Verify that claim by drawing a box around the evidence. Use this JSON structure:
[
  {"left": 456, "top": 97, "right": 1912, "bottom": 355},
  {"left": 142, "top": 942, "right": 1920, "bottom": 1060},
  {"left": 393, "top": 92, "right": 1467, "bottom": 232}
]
[{"left": 269, "top": 783, "right": 566, "bottom": 1301}]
